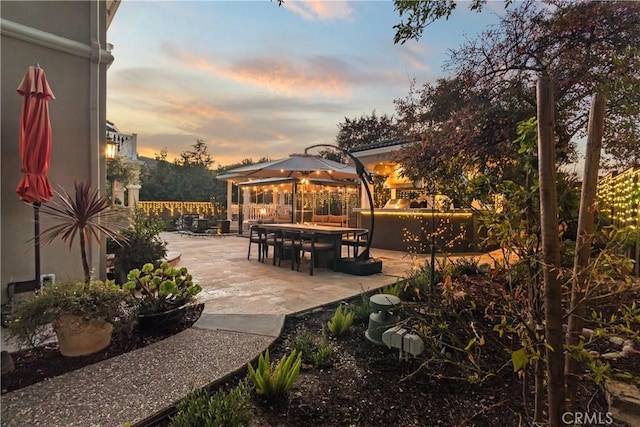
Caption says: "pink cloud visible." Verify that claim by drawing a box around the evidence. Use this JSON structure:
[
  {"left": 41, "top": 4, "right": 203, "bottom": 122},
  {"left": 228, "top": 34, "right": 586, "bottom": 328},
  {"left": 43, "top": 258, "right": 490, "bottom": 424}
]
[
  {"left": 283, "top": 1, "right": 353, "bottom": 21},
  {"left": 178, "top": 52, "right": 351, "bottom": 98}
]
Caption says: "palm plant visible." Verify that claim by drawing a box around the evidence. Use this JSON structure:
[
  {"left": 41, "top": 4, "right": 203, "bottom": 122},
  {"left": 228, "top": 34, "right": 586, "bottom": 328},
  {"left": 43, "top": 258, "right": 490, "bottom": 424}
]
[{"left": 37, "top": 181, "right": 125, "bottom": 283}]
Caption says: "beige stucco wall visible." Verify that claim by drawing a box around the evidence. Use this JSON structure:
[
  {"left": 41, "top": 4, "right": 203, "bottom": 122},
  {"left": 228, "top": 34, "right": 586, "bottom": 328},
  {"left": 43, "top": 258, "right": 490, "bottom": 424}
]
[{"left": 1, "top": 1, "right": 113, "bottom": 300}]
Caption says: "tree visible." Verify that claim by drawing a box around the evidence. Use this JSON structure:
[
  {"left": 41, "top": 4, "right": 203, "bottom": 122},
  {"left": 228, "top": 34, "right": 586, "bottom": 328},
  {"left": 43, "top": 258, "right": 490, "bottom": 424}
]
[
  {"left": 335, "top": 111, "right": 400, "bottom": 152},
  {"left": 564, "top": 93, "right": 606, "bottom": 409},
  {"left": 393, "top": 76, "right": 532, "bottom": 202},
  {"left": 139, "top": 148, "right": 179, "bottom": 201},
  {"left": 106, "top": 157, "right": 135, "bottom": 204},
  {"left": 536, "top": 75, "right": 565, "bottom": 426},
  {"left": 443, "top": 0, "right": 640, "bottom": 168},
  {"left": 390, "top": 1, "right": 640, "bottom": 425},
  {"left": 140, "top": 141, "right": 219, "bottom": 202},
  {"left": 393, "top": 0, "right": 503, "bottom": 45},
  {"left": 175, "top": 140, "right": 219, "bottom": 201}
]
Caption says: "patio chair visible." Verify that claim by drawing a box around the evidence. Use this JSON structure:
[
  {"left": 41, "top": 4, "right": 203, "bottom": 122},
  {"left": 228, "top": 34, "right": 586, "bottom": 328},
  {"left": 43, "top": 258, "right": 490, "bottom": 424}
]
[
  {"left": 247, "top": 225, "right": 268, "bottom": 262},
  {"left": 270, "top": 230, "right": 302, "bottom": 270},
  {"left": 299, "top": 232, "right": 336, "bottom": 276},
  {"left": 342, "top": 231, "right": 369, "bottom": 258}
]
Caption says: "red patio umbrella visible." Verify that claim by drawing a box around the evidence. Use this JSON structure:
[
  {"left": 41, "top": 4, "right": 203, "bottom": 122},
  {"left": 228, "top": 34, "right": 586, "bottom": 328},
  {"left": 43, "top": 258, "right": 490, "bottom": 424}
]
[
  {"left": 9, "top": 65, "right": 56, "bottom": 295},
  {"left": 16, "top": 65, "right": 55, "bottom": 203}
]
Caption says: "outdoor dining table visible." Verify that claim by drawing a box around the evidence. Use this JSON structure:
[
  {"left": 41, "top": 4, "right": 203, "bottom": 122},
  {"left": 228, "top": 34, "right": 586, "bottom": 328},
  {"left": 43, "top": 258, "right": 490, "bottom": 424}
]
[{"left": 259, "top": 223, "right": 368, "bottom": 269}]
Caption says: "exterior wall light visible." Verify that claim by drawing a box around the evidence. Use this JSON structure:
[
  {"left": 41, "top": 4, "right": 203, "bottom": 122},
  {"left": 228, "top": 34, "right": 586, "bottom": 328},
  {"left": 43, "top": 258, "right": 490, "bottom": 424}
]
[{"left": 105, "top": 136, "right": 117, "bottom": 159}]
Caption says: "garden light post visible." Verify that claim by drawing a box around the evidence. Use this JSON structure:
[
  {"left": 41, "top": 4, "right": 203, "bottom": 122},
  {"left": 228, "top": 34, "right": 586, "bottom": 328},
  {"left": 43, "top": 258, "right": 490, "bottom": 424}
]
[{"left": 430, "top": 192, "right": 436, "bottom": 291}]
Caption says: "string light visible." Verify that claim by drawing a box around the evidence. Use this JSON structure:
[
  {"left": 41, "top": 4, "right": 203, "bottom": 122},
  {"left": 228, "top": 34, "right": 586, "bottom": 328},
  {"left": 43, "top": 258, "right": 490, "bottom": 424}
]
[
  {"left": 137, "top": 201, "right": 223, "bottom": 219},
  {"left": 597, "top": 166, "right": 639, "bottom": 228}
]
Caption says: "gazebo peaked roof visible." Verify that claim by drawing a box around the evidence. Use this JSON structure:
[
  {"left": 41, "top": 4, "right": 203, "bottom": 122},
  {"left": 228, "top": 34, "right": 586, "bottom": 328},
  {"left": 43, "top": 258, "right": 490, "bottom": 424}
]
[
  {"left": 217, "top": 154, "right": 359, "bottom": 182},
  {"left": 234, "top": 177, "right": 358, "bottom": 187}
]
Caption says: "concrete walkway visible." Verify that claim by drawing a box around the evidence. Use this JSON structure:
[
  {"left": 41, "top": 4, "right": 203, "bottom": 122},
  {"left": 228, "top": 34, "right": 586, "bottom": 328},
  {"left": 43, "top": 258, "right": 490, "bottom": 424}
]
[{"left": 1, "top": 233, "right": 497, "bottom": 426}]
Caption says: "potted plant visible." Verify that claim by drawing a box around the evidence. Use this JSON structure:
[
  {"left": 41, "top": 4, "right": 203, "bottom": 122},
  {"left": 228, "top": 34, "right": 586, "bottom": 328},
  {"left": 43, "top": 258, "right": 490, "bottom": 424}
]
[
  {"left": 11, "top": 181, "right": 129, "bottom": 356},
  {"left": 123, "top": 262, "right": 202, "bottom": 332},
  {"left": 8, "top": 279, "right": 129, "bottom": 357}
]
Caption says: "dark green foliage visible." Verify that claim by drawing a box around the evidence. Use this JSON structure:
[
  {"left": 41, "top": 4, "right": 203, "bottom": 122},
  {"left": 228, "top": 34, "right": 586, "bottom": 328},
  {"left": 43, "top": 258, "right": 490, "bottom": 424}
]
[
  {"left": 287, "top": 331, "right": 335, "bottom": 369},
  {"left": 169, "top": 380, "right": 253, "bottom": 427},
  {"left": 449, "top": 258, "right": 481, "bottom": 277},
  {"left": 401, "top": 264, "right": 443, "bottom": 301},
  {"left": 312, "top": 340, "right": 335, "bottom": 369},
  {"left": 106, "top": 157, "right": 135, "bottom": 203},
  {"left": 287, "top": 332, "right": 316, "bottom": 365},
  {"left": 8, "top": 279, "right": 130, "bottom": 348},
  {"left": 335, "top": 111, "right": 399, "bottom": 152},
  {"left": 140, "top": 141, "right": 228, "bottom": 203},
  {"left": 351, "top": 291, "right": 373, "bottom": 323},
  {"left": 112, "top": 208, "right": 167, "bottom": 283}
]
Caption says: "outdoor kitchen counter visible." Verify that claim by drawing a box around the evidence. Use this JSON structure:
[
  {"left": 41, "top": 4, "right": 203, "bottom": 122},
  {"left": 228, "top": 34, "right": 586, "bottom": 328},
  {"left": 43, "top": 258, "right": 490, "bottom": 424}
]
[{"left": 355, "top": 208, "right": 487, "bottom": 253}]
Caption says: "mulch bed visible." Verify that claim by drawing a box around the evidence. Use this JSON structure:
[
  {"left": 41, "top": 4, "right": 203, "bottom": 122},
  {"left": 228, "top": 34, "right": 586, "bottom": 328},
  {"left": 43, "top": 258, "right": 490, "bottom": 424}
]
[
  {"left": 1, "top": 304, "right": 204, "bottom": 395},
  {"left": 2, "top": 276, "right": 638, "bottom": 427}
]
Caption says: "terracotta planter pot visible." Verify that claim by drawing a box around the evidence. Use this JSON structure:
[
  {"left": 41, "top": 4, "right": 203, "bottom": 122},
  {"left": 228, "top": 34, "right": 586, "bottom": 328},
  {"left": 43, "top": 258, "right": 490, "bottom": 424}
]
[{"left": 53, "top": 314, "right": 113, "bottom": 357}]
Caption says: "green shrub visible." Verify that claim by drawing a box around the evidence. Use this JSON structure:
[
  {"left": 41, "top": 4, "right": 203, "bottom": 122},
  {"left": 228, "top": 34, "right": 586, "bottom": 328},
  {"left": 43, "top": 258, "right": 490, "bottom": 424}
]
[
  {"left": 449, "top": 257, "right": 481, "bottom": 277},
  {"left": 247, "top": 349, "right": 302, "bottom": 397},
  {"left": 380, "top": 281, "right": 403, "bottom": 297},
  {"left": 112, "top": 208, "right": 167, "bottom": 284},
  {"left": 8, "top": 279, "right": 130, "bottom": 348},
  {"left": 169, "top": 380, "right": 253, "bottom": 427},
  {"left": 401, "top": 264, "right": 443, "bottom": 301},
  {"left": 327, "top": 305, "right": 354, "bottom": 337},
  {"left": 288, "top": 331, "right": 335, "bottom": 369},
  {"left": 313, "top": 340, "right": 335, "bottom": 369},
  {"left": 351, "top": 290, "right": 373, "bottom": 323},
  {"left": 287, "top": 331, "right": 316, "bottom": 365}
]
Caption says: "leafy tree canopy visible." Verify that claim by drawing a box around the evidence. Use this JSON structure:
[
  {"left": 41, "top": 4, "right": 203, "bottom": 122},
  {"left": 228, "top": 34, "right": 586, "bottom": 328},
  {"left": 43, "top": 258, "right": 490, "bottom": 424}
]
[
  {"left": 393, "top": 0, "right": 640, "bottom": 186},
  {"left": 140, "top": 140, "right": 223, "bottom": 203},
  {"left": 335, "top": 111, "right": 400, "bottom": 152}
]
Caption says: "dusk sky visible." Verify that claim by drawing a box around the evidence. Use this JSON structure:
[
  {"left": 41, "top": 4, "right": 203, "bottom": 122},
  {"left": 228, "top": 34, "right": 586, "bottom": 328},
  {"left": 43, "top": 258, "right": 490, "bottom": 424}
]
[{"left": 106, "top": 1, "right": 510, "bottom": 168}]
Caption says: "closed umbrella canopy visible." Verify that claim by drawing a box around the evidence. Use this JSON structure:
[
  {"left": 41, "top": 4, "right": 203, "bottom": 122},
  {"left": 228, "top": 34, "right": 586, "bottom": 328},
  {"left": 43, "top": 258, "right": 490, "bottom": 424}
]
[
  {"left": 16, "top": 65, "right": 55, "bottom": 203},
  {"left": 218, "top": 154, "right": 359, "bottom": 181},
  {"left": 7, "top": 65, "right": 56, "bottom": 296}
]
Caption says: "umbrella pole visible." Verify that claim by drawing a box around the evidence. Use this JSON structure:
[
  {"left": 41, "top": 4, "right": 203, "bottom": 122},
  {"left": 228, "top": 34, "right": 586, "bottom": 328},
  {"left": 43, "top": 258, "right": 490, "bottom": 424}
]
[
  {"left": 5, "top": 203, "right": 42, "bottom": 300},
  {"left": 34, "top": 202, "right": 41, "bottom": 284}
]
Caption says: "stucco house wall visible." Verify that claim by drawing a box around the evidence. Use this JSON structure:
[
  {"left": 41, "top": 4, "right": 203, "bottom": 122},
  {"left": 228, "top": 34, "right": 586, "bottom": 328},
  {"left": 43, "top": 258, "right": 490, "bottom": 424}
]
[{"left": 1, "top": 1, "right": 113, "bottom": 300}]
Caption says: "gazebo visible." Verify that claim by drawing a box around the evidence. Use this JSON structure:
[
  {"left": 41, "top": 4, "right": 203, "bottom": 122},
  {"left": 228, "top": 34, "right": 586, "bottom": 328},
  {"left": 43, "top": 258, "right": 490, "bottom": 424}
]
[{"left": 216, "top": 155, "right": 361, "bottom": 233}]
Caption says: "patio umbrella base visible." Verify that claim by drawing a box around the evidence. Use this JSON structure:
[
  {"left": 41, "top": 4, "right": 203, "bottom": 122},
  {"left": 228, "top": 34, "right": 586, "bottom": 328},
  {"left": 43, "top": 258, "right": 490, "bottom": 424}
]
[{"left": 337, "top": 257, "right": 382, "bottom": 276}]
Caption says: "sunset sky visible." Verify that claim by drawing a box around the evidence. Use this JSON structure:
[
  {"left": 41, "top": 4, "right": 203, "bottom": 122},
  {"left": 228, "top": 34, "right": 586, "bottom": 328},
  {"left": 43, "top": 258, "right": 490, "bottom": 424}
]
[{"left": 106, "top": 1, "right": 510, "bottom": 168}]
